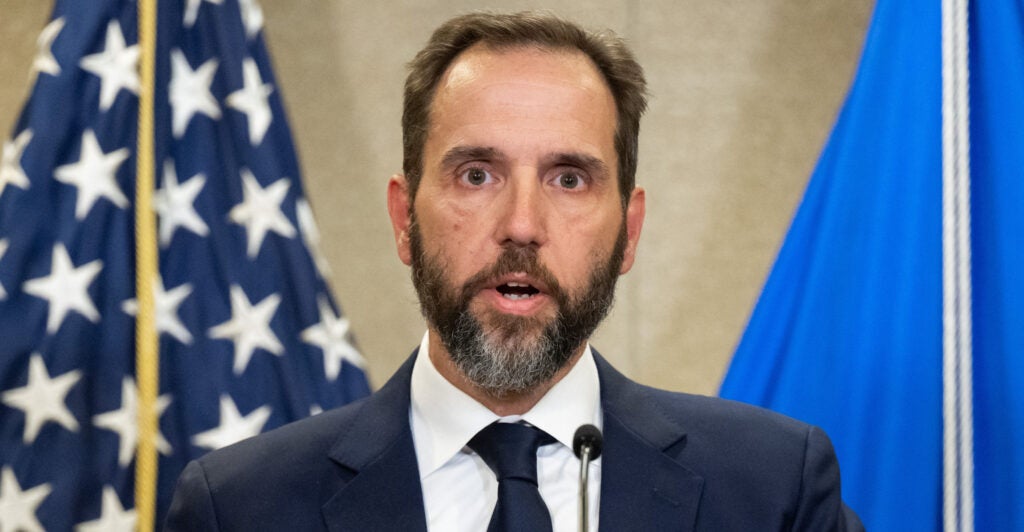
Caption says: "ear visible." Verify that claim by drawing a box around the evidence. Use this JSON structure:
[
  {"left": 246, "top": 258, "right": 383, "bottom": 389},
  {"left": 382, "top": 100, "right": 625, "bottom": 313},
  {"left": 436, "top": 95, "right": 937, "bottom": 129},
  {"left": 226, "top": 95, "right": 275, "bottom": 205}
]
[
  {"left": 619, "top": 186, "right": 645, "bottom": 275},
  {"left": 387, "top": 174, "right": 413, "bottom": 266}
]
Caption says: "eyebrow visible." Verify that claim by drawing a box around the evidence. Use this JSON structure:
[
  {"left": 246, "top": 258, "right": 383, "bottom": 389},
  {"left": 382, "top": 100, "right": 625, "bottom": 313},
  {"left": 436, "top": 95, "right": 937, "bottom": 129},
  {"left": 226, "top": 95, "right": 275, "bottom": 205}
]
[
  {"left": 440, "top": 146, "right": 503, "bottom": 171},
  {"left": 544, "top": 152, "right": 610, "bottom": 179},
  {"left": 440, "top": 145, "right": 610, "bottom": 179}
]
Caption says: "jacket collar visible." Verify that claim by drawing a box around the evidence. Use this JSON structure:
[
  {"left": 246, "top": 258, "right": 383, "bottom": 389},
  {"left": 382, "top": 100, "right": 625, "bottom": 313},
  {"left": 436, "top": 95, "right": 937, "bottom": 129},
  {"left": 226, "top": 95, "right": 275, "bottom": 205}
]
[
  {"left": 321, "top": 353, "right": 428, "bottom": 531},
  {"left": 594, "top": 352, "right": 705, "bottom": 531}
]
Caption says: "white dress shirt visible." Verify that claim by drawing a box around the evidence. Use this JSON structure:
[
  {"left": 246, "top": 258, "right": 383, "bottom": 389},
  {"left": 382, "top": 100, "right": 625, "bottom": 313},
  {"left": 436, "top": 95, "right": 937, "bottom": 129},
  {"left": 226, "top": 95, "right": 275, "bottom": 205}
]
[{"left": 410, "top": 333, "right": 602, "bottom": 531}]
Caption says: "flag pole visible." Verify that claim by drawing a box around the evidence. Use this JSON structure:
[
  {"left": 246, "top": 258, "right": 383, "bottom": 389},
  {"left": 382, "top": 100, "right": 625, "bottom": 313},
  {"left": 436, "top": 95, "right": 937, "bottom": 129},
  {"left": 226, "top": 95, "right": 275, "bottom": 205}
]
[
  {"left": 135, "top": 0, "right": 160, "bottom": 529},
  {"left": 942, "top": 0, "right": 975, "bottom": 529}
]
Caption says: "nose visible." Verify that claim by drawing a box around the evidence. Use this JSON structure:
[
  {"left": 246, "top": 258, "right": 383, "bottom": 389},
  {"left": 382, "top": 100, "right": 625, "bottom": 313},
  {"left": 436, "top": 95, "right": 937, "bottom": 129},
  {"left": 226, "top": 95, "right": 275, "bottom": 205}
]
[{"left": 495, "top": 171, "right": 548, "bottom": 248}]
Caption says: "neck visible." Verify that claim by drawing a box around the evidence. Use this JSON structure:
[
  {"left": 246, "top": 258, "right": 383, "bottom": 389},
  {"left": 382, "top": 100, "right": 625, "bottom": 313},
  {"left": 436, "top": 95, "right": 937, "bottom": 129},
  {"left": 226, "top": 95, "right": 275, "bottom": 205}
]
[{"left": 426, "top": 330, "right": 586, "bottom": 417}]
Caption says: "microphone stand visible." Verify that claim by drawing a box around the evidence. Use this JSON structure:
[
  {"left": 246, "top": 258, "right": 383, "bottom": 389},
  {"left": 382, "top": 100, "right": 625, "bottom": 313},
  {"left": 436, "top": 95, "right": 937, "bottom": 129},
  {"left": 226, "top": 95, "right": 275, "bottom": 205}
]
[
  {"left": 578, "top": 444, "right": 594, "bottom": 532},
  {"left": 573, "top": 424, "right": 603, "bottom": 532}
]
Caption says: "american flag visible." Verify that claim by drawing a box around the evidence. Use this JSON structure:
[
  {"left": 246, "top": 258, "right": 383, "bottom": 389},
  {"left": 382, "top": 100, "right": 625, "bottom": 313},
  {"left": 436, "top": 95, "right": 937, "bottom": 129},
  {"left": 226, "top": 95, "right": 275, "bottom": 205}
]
[{"left": 0, "top": 1, "right": 371, "bottom": 529}]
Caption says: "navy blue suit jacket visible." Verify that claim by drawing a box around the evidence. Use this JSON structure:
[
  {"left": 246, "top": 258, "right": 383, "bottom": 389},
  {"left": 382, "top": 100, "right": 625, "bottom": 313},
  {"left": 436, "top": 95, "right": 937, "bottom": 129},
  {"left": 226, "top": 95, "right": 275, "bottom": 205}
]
[{"left": 164, "top": 351, "right": 863, "bottom": 531}]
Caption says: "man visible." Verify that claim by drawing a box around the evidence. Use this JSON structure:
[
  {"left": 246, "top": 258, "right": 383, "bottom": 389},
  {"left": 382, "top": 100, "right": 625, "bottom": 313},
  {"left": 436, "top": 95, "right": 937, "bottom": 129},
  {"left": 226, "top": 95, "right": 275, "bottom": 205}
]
[{"left": 166, "top": 12, "right": 863, "bottom": 531}]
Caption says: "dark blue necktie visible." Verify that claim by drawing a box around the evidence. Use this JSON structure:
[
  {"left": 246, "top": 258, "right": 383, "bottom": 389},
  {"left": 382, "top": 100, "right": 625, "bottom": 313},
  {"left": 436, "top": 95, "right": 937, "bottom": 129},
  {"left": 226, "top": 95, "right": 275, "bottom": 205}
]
[{"left": 468, "top": 422, "right": 556, "bottom": 532}]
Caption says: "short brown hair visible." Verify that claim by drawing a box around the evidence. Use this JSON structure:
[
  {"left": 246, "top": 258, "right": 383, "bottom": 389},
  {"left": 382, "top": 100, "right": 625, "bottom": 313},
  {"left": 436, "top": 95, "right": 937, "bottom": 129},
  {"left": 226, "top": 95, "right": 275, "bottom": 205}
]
[{"left": 402, "top": 11, "right": 648, "bottom": 206}]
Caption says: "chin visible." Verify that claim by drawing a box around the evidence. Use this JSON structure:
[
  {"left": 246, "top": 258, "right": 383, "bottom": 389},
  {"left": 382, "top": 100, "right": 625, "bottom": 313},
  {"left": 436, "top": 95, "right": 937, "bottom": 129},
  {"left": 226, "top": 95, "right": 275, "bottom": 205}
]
[{"left": 477, "top": 308, "right": 552, "bottom": 345}]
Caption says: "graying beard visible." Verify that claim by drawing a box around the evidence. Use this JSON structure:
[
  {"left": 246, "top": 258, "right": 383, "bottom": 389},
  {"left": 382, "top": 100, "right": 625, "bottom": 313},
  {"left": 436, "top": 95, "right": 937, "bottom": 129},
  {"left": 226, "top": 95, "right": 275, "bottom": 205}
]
[
  {"left": 447, "top": 310, "right": 565, "bottom": 397},
  {"left": 408, "top": 209, "right": 627, "bottom": 397}
]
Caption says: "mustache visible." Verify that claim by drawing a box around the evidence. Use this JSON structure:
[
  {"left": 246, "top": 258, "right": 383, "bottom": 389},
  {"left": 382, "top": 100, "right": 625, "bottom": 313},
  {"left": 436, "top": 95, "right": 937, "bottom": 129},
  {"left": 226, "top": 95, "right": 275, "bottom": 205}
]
[{"left": 458, "top": 245, "right": 566, "bottom": 306}]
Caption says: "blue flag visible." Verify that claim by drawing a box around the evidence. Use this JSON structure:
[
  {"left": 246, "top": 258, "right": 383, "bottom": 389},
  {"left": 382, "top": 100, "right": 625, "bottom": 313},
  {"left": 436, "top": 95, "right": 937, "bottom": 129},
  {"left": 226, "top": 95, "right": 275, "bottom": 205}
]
[
  {"left": 0, "top": 1, "right": 371, "bottom": 529},
  {"left": 720, "top": 0, "right": 1024, "bottom": 530}
]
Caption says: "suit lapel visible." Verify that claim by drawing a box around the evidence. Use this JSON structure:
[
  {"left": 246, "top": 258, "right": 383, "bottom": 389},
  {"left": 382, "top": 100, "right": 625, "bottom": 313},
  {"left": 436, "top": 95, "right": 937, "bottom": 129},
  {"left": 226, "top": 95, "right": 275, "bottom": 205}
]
[
  {"left": 321, "top": 354, "right": 428, "bottom": 532},
  {"left": 595, "top": 354, "right": 704, "bottom": 531}
]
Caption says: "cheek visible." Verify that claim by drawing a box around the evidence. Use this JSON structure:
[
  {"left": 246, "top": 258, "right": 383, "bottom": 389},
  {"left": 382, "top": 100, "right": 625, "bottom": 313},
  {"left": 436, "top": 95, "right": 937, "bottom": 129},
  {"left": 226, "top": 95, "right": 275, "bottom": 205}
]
[
  {"left": 416, "top": 195, "right": 464, "bottom": 236},
  {"left": 434, "top": 196, "right": 475, "bottom": 229},
  {"left": 417, "top": 205, "right": 490, "bottom": 271},
  {"left": 560, "top": 214, "right": 622, "bottom": 267},
  {"left": 438, "top": 200, "right": 496, "bottom": 251},
  {"left": 548, "top": 228, "right": 606, "bottom": 274}
]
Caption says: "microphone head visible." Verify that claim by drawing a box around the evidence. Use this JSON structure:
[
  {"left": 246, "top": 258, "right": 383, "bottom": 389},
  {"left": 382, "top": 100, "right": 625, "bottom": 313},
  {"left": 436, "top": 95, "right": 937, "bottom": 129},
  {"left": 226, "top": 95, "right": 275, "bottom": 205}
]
[{"left": 572, "top": 424, "right": 603, "bottom": 460}]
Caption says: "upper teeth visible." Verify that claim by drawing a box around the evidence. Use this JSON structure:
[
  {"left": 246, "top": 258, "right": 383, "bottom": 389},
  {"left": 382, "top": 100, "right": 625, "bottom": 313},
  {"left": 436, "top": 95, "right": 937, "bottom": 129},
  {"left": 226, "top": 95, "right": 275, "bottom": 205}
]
[{"left": 506, "top": 282, "right": 528, "bottom": 287}]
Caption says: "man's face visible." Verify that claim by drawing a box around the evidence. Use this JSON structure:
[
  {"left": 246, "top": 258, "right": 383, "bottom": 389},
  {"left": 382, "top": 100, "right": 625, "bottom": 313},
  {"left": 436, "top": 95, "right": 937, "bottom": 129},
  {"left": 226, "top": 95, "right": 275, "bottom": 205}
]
[{"left": 388, "top": 45, "right": 645, "bottom": 396}]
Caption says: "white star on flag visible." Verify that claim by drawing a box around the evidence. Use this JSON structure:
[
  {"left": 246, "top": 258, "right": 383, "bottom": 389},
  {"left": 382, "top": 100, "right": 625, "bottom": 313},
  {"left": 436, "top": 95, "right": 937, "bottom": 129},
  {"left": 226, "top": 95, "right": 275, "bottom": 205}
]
[
  {"left": 302, "top": 296, "right": 365, "bottom": 381},
  {"left": 1, "top": 354, "right": 81, "bottom": 444},
  {"left": 155, "top": 160, "right": 209, "bottom": 247},
  {"left": 1, "top": 129, "right": 33, "bottom": 198},
  {"left": 79, "top": 21, "right": 140, "bottom": 111},
  {"left": 208, "top": 285, "right": 283, "bottom": 374},
  {"left": 22, "top": 244, "right": 103, "bottom": 333},
  {"left": 93, "top": 378, "right": 172, "bottom": 467},
  {"left": 122, "top": 274, "right": 195, "bottom": 344},
  {"left": 191, "top": 395, "right": 271, "bottom": 450},
  {"left": 0, "top": 467, "right": 52, "bottom": 532},
  {"left": 226, "top": 58, "right": 272, "bottom": 145},
  {"left": 0, "top": 239, "right": 8, "bottom": 299},
  {"left": 238, "top": 0, "right": 265, "bottom": 39},
  {"left": 183, "top": 0, "right": 224, "bottom": 28},
  {"left": 296, "top": 198, "right": 332, "bottom": 278},
  {"left": 170, "top": 49, "right": 221, "bottom": 138},
  {"left": 75, "top": 486, "right": 136, "bottom": 532},
  {"left": 31, "top": 17, "right": 64, "bottom": 80},
  {"left": 229, "top": 169, "right": 295, "bottom": 258},
  {"left": 54, "top": 129, "right": 130, "bottom": 220}
]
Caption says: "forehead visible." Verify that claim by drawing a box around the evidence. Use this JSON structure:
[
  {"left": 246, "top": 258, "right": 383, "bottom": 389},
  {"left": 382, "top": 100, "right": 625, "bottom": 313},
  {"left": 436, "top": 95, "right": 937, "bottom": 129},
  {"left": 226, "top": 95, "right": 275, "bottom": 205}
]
[
  {"left": 439, "top": 43, "right": 609, "bottom": 97},
  {"left": 426, "top": 44, "right": 618, "bottom": 152}
]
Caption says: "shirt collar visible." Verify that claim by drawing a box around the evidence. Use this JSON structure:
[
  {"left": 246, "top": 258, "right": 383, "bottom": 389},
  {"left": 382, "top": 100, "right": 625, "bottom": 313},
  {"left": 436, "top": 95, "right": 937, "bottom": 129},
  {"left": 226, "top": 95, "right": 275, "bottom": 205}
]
[{"left": 409, "top": 332, "right": 602, "bottom": 479}]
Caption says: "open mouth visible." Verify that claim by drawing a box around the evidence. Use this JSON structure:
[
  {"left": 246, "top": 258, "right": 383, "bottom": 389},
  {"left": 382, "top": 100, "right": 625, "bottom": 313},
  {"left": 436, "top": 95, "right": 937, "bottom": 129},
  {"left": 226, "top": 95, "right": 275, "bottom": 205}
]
[{"left": 496, "top": 281, "right": 540, "bottom": 300}]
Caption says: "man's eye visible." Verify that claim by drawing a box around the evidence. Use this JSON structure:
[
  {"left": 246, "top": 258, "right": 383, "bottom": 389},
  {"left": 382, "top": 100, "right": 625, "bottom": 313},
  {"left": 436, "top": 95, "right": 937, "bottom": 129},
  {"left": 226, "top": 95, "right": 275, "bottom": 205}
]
[
  {"left": 557, "top": 172, "right": 583, "bottom": 189},
  {"left": 462, "top": 168, "right": 490, "bottom": 186}
]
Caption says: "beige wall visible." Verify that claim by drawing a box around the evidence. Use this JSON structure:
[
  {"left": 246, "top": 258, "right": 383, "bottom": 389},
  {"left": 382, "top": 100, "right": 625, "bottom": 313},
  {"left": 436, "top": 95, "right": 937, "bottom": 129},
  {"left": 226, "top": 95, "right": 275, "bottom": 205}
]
[{"left": 0, "top": 1, "right": 873, "bottom": 394}]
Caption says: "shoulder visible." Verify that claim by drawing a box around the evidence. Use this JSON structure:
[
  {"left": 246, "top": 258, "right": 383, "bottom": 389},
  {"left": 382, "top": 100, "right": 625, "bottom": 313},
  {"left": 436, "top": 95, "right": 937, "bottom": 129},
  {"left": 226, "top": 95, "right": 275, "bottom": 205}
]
[
  {"left": 199, "top": 398, "right": 371, "bottom": 486},
  {"left": 649, "top": 386, "right": 815, "bottom": 447},
  {"left": 165, "top": 354, "right": 419, "bottom": 529},
  {"left": 602, "top": 373, "right": 862, "bottom": 530},
  {"left": 190, "top": 352, "right": 418, "bottom": 486},
  {"left": 595, "top": 353, "right": 816, "bottom": 455},
  {"left": 598, "top": 358, "right": 829, "bottom": 481},
  {"left": 195, "top": 397, "right": 368, "bottom": 481},
  {"left": 661, "top": 390, "right": 863, "bottom": 530},
  {"left": 164, "top": 399, "right": 371, "bottom": 531},
  {"left": 614, "top": 372, "right": 827, "bottom": 466}
]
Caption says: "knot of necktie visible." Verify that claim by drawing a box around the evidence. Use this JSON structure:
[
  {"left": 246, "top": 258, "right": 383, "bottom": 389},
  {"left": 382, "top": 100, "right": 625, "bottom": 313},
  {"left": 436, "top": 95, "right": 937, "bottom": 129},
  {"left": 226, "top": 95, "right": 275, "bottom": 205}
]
[
  {"left": 468, "top": 422, "right": 556, "bottom": 532},
  {"left": 469, "top": 422, "right": 555, "bottom": 483}
]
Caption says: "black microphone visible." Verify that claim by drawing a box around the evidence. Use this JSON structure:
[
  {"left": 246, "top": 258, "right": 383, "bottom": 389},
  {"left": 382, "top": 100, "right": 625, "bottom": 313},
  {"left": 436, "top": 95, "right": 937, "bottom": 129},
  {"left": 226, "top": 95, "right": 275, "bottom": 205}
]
[
  {"left": 572, "top": 424, "right": 603, "bottom": 461},
  {"left": 572, "top": 424, "right": 603, "bottom": 532}
]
